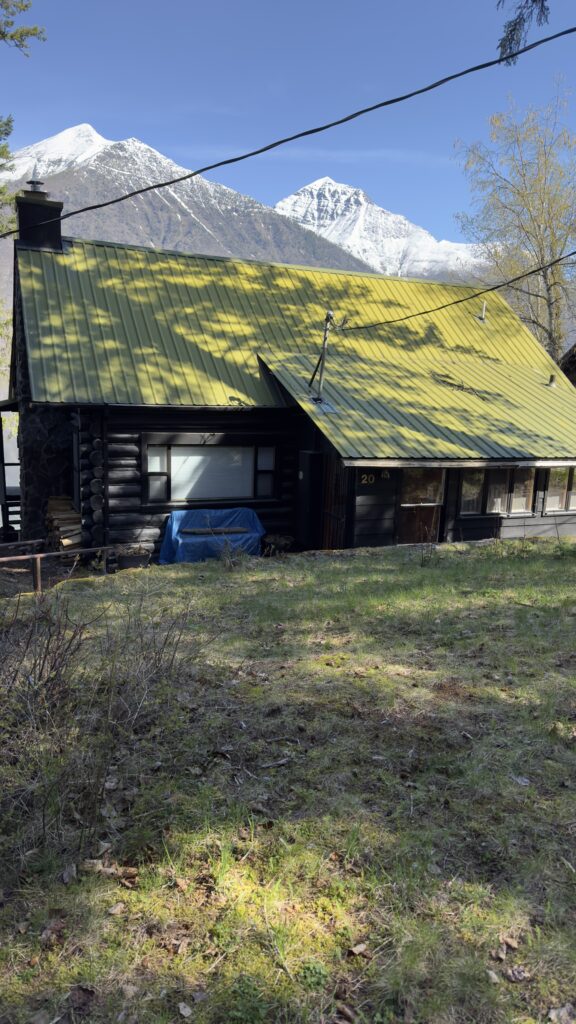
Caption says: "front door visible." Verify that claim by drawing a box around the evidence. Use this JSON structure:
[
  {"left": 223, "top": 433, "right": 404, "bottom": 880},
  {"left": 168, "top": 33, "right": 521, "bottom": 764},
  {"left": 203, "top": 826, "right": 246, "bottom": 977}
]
[{"left": 397, "top": 468, "right": 445, "bottom": 544}]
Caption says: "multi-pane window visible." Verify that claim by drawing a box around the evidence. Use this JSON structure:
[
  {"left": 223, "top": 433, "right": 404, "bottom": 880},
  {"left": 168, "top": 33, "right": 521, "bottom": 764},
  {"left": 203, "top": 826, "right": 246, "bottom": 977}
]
[
  {"left": 146, "top": 444, "right": 275, "bottom": 504},
  {"left": 460, "top": 468, "right": 536, "bottom": 516},
  {"left": 544, "top": 468, "right": 576, "bottom": 512}
]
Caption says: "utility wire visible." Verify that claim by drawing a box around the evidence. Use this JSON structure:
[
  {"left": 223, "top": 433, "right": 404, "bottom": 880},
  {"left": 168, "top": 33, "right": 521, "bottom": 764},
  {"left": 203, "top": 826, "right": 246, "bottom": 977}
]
[
  {"left": 340, "top": 248, "right": 576, "bottom": 331},
  {"left": 0, "top": 25, "right": 574, "bottom": 241}
]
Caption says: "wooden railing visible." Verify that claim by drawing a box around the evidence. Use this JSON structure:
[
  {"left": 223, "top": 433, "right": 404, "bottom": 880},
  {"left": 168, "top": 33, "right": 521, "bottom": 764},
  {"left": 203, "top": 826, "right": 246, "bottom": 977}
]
[{"left": 0, "top": 545, "right": 115, "bottom": 594}]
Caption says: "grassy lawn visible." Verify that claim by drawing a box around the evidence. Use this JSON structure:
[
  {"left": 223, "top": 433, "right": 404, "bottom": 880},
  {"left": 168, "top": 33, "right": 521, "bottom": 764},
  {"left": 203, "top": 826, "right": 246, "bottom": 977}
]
[{"left": 0, "top": 540, "right": 575, "bottom": 1024}]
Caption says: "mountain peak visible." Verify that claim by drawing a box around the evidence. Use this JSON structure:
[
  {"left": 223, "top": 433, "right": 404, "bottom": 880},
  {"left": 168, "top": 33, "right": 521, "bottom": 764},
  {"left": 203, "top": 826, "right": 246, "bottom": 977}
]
[
  {"left": 293, "top": 176, "right": 369, "bottom": 197},
  {"left": 1, "top": 123, "right": 114, "bottom": 181},
  {"left": 276, "top": 178, "right": 479, "bottom": 280}
]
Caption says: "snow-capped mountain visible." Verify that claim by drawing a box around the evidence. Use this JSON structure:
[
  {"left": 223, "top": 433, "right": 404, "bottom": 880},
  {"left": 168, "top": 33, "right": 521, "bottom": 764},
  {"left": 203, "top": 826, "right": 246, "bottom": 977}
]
[
  {"left": 276, "top": 177, "right": 481, "bottom": 281},
  {"left": 0, "top": 125, "right": 373, "bottom": 308},
  {"left": 2, "top": 123, "right": 112, "bottom": 180}
]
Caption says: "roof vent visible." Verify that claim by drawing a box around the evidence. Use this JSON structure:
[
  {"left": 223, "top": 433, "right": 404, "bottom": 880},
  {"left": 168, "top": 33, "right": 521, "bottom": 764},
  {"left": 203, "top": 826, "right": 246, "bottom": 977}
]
[{"left": 547, "top": 373, "right": 557, "bottom": 387}]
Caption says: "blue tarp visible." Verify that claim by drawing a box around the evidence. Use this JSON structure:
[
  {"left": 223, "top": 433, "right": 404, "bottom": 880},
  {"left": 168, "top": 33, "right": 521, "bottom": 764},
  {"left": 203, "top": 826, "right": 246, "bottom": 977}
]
[{"left": 159, "top": 507, "right": 266, "bottom": 564}]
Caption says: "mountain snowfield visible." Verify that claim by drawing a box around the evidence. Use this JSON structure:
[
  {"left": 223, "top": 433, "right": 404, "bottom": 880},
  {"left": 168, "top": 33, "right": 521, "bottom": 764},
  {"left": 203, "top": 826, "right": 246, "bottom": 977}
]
[
  {"left": 1, "top": 124, "right": 481, "bottom": 283},
  {"left": 1, "top": 123, "right": 113, "bottom": 180},
  {"left": 0, "top": 125, "right": 378, "bottom": 308},
  {"left": 275, "top": 177, "right": 481, "bottom": 280}
]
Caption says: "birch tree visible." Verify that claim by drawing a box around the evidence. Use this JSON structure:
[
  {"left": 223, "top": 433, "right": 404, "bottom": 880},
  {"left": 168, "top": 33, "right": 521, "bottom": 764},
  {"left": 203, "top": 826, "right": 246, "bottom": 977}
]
[{"left": 458, "top": 95, "right": 576, "bottom": 363}]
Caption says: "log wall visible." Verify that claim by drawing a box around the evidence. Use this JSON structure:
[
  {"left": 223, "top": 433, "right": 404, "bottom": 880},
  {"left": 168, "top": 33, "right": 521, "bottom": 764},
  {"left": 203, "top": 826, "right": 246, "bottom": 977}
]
[{"left": 74, "top": 407, "right": 305, "bottom": 555}]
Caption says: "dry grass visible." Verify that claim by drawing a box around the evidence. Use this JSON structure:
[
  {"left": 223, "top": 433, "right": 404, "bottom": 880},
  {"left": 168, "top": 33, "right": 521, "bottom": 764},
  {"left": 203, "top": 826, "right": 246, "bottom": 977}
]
[{"left": 0, "top": 539, "right": 575, "bottom": 1023}]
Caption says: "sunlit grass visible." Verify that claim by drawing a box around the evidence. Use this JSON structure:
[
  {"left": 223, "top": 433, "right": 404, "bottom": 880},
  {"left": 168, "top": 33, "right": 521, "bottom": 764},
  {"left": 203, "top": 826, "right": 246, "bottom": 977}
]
[{"left": 0, "top": 539, "right": 575, "bottom": 1022}]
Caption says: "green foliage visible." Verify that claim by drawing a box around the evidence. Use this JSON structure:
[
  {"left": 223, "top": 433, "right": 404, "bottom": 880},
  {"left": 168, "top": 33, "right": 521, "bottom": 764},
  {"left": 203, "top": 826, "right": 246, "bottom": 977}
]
[
  {"left": 497, "top": 0, "right": 550, "bottom": 61},
  {"left": 0, "top": 0, "right": 44, "bottom": 54},
  {"left": 458, "top": 91, "right": 576, "bottom": 362}
]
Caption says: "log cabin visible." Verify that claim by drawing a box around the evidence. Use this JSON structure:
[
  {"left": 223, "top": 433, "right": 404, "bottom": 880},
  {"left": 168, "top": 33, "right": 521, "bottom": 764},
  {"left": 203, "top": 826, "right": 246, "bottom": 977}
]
[{"left": 3, "top": 183, "right": 576, "bottom": 552}]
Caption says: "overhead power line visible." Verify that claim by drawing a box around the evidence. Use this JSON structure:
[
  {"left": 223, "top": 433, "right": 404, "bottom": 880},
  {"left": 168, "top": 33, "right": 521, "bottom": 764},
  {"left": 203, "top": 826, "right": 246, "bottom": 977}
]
[
  {"left": 340, "top": 248, "right": 576, "bottom": 332},
  {"left": 1, "top": 25, "right": 574, "bottom": 241}
]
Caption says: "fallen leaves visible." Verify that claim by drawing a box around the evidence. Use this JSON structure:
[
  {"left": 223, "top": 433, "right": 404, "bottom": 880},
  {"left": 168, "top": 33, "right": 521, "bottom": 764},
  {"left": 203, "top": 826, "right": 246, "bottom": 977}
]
[
  {"left": 40, "top": 917, "right": 66, "bottom": 948},
  {"left": 510, "top": 775, "right": 531, "bottom": 787},
  {"left": 60, "top": 863, "right": 77, "bottom": 886},
  {"left": 346, "top": 942, "right": 370, "bottom": 960},
  {"left": 173, "top": 876, "right": 191, "bottom": 893},
  {"left": 548, "top": 1006, "right": 576, "bottom": 1023},
  {"left": 107, "top": 902, "right": 127, "bottom": 916},
  {"left": 503, "top": 964, "right": 532, "bottom": 983},
  {"left": 335, "top": 1003, "right": 356, "bottom": 1022},
  {"left": 490, "top": 943, "right": 507, "bottom": 962},
  {"left": 80, "top": 859, "right": 139, "bottom": 888}
]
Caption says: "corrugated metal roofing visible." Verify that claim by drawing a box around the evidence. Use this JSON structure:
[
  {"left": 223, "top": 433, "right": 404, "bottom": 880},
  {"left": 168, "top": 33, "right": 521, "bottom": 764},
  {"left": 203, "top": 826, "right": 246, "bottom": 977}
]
[
  {"left": 261, "top": 351, "right": 576, "bottom": 461},
  {"left": 16, "top": 237, "right": 576, "bottom": 461}
]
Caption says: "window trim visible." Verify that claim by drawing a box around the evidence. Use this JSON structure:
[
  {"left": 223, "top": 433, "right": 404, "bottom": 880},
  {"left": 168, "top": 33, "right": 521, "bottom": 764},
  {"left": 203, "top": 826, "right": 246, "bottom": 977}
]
[
  {"left": 143, "top": 435, "right": 278, "bottom": 505},
  {"left": 458, "top": 467, "right": 537, "bottom": 517},
  {"left": 543, "top": 467, "right": 576, "bottom": 515}
]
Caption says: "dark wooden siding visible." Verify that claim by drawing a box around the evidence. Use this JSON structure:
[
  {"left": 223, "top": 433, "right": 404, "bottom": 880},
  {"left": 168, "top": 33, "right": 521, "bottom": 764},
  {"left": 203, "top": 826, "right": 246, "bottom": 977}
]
[
  {"left": 352, "top": 468, "right": 398, "bottom": 547},
  {"left": 79, "top": 407, "right": 304, "bottom": 554}
]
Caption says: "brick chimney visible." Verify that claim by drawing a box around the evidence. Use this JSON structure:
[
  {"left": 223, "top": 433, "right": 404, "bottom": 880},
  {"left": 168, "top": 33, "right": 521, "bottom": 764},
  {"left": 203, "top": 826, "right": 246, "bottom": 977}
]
[{"left": 16, "top": 178, "right": 63, "bottom": 250}]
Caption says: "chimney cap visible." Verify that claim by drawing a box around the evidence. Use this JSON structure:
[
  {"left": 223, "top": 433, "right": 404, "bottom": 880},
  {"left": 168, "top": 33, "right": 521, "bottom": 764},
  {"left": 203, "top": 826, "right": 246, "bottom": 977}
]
[{"left": 25, "top": 177, "right": 46, "bottom": 194}]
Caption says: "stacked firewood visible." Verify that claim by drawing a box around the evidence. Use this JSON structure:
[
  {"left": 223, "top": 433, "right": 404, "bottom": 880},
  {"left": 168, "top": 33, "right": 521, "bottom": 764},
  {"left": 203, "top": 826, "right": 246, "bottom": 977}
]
[{"left": 46, "top": 495, "right": 82, "bottom": 550}]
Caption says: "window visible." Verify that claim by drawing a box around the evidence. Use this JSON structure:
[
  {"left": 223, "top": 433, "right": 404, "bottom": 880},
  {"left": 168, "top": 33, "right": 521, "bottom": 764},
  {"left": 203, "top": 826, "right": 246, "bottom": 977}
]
[
  {"left": 459, "top": 468, "right": 536, "bottom": 516},
  {"left": 544, "top": 468, "right": 576, "bottom": 512},
  {"left": 510, "top": 468, "right": 535, "bottom": 514},
  {"left": 486, "top": 469, "right": 510, "bottom": 514},
  {"left": 145, "top": 442, "right": 275, "bottom": 504},
  {"left": 401, "top": 469, "right": 445, "bottom": 506},
  {"left": 460, "top": 470, "right": 484, "bottom": 514}
]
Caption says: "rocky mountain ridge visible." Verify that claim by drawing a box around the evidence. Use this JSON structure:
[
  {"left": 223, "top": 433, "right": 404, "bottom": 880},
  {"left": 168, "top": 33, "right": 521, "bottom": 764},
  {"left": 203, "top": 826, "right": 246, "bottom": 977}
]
[{"left": 275, "top": 176, "right": 480, "bottom": 280}]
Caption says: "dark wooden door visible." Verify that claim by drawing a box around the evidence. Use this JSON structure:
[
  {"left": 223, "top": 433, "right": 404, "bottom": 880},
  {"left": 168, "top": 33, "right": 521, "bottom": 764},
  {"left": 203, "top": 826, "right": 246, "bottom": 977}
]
[
  {"left": 397, "top": 505, "right": 442, "bottom": 544},
  {"left": 397, "top": 469, "right": 445, "bottom": 544},
  {"left": 322, "top": 454, "right": 349, "bottom": 549}
]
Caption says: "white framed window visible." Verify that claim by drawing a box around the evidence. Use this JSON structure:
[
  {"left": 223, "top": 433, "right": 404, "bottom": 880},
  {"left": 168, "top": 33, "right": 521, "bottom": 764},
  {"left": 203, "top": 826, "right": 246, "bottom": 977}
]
[{"left": 544, "top": 468, "right": 576, "bottom": 513}]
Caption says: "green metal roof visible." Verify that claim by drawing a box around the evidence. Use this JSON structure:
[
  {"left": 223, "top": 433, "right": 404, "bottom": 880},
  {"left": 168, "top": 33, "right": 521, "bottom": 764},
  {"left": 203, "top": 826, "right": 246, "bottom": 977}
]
[
  {"left": 15, "top": 237, "right": 576, "bottom": 462},
  {"left": 261, "top": 351, "right": 576, "bottom": 462}
]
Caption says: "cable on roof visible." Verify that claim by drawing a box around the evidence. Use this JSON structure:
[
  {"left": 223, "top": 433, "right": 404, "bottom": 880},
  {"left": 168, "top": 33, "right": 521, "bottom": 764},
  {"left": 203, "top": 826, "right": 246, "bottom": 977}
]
[
  {"left": 0, "top": 26, "right": 574, "bottom": 241},
  {"left": 340, "top": 248, "right": 576, "bottom": 331}
]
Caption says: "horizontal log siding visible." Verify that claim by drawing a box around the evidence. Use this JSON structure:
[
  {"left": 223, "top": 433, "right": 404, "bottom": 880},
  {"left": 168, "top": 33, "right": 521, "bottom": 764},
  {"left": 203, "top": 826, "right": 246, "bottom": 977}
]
[{"left": 103, "top": 408, "right": 302, "bottom": 553}]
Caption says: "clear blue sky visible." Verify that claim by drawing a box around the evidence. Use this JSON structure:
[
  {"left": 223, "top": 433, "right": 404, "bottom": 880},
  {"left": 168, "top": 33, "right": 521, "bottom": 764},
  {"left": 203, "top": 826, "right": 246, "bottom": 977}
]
[{"left": 1, "top": 0, "right": 575, "bottom": 241}]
